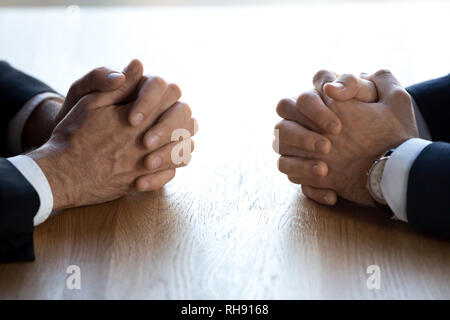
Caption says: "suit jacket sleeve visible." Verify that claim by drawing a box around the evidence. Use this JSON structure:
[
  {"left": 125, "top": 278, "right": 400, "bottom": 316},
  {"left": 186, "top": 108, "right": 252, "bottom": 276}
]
[
  {"left": 407, "top": 74, "right": 450, "bottom": 143},
  {"left": 0, "top": 61, "right": 56, "bottom": 262},
  {"left": 0, "top": 60, "right": 56, "bottom": 155},
  {"left": 405, "top": 75, "right": 450, "bottom": 237},
  {"left": 406, "top": 142, "right": 450, "bottom": 237},
  {"left": 0, "top": 158, "right": 40, "bottom": 262}
]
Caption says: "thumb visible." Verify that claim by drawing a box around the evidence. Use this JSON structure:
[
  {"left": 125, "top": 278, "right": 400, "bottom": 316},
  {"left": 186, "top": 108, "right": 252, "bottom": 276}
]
[
  {"left": 64, "top": 67, "right": 126, "bottom": 110},
  {"left": 85, "top": 59, "right": 144, "bottom": 108},
  {"left": 324, "top": 73, "right": 378, "bottom": 103}
]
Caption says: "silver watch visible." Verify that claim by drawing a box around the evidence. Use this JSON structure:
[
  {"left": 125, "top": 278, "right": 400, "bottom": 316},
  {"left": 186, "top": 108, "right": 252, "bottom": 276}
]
[{"left": 366, "top": 149, "right": 395, "bottom": 205}]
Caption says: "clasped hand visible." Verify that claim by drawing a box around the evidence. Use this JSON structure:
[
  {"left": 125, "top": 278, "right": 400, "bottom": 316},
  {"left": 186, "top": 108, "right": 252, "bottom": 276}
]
[
  {"left": 28, "top": 59, "right": 198, "bottom": 210},
  {"left": 275, "top": 69, "right": 419, "bottom": 206}
]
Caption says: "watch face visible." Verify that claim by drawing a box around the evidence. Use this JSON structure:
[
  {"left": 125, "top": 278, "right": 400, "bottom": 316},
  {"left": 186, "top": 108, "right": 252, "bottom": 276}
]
[{"left": 368, "top": 159, "right": 387, "bottom": 204}]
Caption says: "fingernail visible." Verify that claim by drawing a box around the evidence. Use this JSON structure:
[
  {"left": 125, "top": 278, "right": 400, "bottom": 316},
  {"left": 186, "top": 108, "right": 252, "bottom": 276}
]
[
  {"left": 124, "top": 60, "right": 139, "bottom": 75},
  {"left": 141, "top": 181, "right": 150, "bottom": 191},
  {"left": 146, "top": 135, "right": 160, "bottom": 149},
  {"left": 332, "top": 82, "right": 345, "bottom": 90},
  {"left": 327, "top": 121, "right": 339, "bottom": 134},
  {"left": 315, "top": 139, "right": 328, "bottom": 153},
  {"left": 131, "top": 112, "right": 144, "bottom": 126},
  {"left": 312, "top": 164, "right": 323, "bottom": 176},
  {"left": 324, "top": 195, "right": 330, "bottom": 203},
  {"left": 151, "top": 157, "right": 162, "bottom": 170},
  {"left": 106, "top": 72, "right": 124, "bottom": 83}
]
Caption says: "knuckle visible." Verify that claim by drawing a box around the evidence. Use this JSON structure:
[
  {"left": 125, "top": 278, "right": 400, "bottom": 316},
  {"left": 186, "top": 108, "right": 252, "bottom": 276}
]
[
  {"left": 300, "top": 135, "right": 316, "bottom": 152},
  {"left": 150, "top": 76, "right": 168, "bottom": 92},
  {"left": 374, "top": 69, "right": 392, "bottom": 78},
  {"left": 276, "top": 98, "right": 291, "bottom": 112},
  {"left": 316, "top": 161, "right": 328, "bottom": 176},
  {"left": 79, "top": 92, "right": 98, "bottom": 108},
  {"left": 180, "top": 102, "right": 192, "bottom": 118},
  {"left": 168, "top": 83, "right": 182, "bottom": 99},
  {"left": 274, "top": 120, "right": 286, "bottom": 131},
  {"left": 313, "top": 69, "right": 331, "bottom": 84},
  {"left": 144, "top": 131, "right": 158, "bottom": 149},
  {"left": 158, "top": 122, "right": 172, "bottom": 140},
  {"left": 390, "top": 88, "right": 411, "bottom": 104},
  {"left": 341, "top": 73, "right": 358, "bottom": 86},
  {"left": 68, "top": 81, "right": 81, "bottom": 95},
  {"left": 296, "top": 91, "right": 319, "bottom": 109},
  {"left": 91, "top": 67, "right": 106, "bottom": 78},
  {"left": 137, "top": 178, "right": 149, "bottom": 192}
]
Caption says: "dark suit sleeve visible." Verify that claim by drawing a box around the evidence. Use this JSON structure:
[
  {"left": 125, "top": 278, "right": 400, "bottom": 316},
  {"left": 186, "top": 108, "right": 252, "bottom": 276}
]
[
  {"left": 0, "top": 158, "right": 40, "bottom": 262},
  {"left": 406, "top": 142, "right": 450, "bottom": 237},
  {"left": 0, "top": 60, "right": 56, "bottom": 155},
  {"left": 406, "top": 74, "right": 450, "bottom": 142},
  {"left": 404, "top": 75, "right": 450, "bottom": 236},
  {"left": 0, "top": 61, "right": 55, "bottom": 262}
]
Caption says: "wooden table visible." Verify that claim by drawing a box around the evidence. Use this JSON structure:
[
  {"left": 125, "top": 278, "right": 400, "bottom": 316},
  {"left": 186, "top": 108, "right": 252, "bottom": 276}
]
[{"left": 0, "top": 2, "right": 450, "bottom": 299}]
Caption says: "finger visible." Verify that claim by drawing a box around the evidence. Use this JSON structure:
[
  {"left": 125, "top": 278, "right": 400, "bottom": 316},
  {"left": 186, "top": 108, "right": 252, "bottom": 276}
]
[
  {"left": 81, "top": 59, "right": 144, "bottom": 109},
  {"left": 135, "top": 169, "right": 176, "bottom": 192},
  {"left": 360, "top": 69, "right": 402, "bottom": 101},
  {"left": 275, "top": 119, "right": 331, "bottom": 154},
  {"left": 128, "top": 77, "right": 182, "bottom": 127},
  {"left": 276, "top": 98, "right": 322, "bottom": 132},
  {"left": 312, "top": 69, "right": 338, "bottom": 105},
  {"left": 150, "top": 83, "right": 184, "bottom": 124},
  {"left": 143, "top": 138, "right": 195, "bottom": 173},
  {"left": 143, "top": 102, "right": 195, "bottom": 150},
  {"left": 301, "top": 185, "right": 338, "bottom": 205},
  {"left": 273, "top": 140, "right": 316, "bottom": 159},
  {"left": 296, "top": 90, "right": 342, "bottom": 135},
  {"left": 129, "top": 76, "right": 168, "bottom": 126},
  {"left": 65, "top": 66, "right": 126, "bottom": 108},
  {"left": 323, "top": 73, "right": 378, "bottom": 102},
  {"left": 278, "top": 156, "right": 328, "bottom": 180}
]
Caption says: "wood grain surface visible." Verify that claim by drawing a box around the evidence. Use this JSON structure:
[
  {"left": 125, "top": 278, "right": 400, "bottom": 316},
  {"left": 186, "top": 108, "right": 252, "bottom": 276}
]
[{"left": 0, "top": 2, "right": 449, "bottom": 299}]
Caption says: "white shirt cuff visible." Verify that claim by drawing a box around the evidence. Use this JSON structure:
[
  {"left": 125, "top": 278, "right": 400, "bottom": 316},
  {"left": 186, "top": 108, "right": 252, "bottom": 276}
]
[
  {"left": 7, "top": 92, "right": 64, "bottom": 155},
  {"left": 7, "top": 155, "right": 54, "bottom": 226},
  {"left": 412, "top": 97, "right": 432, "bottom": 140},
  {"left": 381, "top": 138, "right": 432, "bottom": 222}
]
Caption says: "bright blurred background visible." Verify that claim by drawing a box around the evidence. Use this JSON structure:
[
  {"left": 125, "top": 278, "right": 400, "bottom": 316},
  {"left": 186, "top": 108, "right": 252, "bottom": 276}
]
[
  {"left": 0, "top": 0, "right": 449, "bottom": 173},
  {"left": 1, "top": 0, "right": 448, "bottom": 98}
]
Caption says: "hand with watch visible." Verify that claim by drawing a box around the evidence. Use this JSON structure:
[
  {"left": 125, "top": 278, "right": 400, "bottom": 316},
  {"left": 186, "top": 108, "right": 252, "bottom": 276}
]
[{"left": 275, "top": 69, "right": 419, "bottom": 212}]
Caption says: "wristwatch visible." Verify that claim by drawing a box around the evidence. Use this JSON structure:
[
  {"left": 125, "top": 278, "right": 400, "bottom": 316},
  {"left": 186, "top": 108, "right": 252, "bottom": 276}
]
[{"left": 366, "top": 149, "right": 395, "bottom": 217}]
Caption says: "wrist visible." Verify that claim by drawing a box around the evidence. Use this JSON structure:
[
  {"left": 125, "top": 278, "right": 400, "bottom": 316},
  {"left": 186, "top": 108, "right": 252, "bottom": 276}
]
[{"left": 27, "top": 143, "right": 73, "bottom": 211}]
